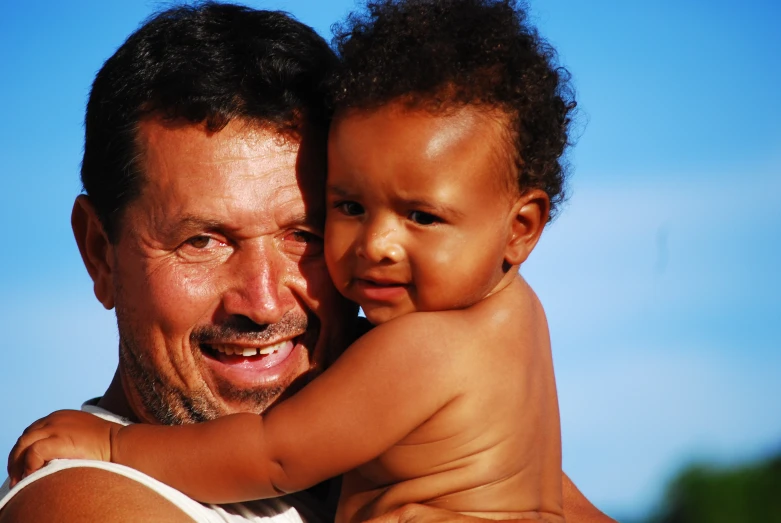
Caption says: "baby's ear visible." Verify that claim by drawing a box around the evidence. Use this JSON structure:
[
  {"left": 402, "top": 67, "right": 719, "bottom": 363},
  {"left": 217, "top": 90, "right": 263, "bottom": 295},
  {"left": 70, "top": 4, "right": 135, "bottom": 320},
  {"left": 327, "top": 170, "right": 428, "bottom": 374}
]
[{"left": 504, "top": 189, "right": 550, "bottom": 266}]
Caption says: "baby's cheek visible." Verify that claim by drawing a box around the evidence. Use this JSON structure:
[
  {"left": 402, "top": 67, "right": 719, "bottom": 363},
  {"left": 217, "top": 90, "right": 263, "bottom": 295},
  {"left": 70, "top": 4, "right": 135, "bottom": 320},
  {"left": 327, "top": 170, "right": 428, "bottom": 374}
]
[
  {"left": 413, "top": 245, "right": 458, "bottom": 299},
  {"left": 424, "top": 235, "right": 465, "bottom": 272},
  {"left": 430, "top": 246, "right": 457, "bottom": 267},
  {"left": 323, "top": 237, "right": 352, "bottom": 291}
]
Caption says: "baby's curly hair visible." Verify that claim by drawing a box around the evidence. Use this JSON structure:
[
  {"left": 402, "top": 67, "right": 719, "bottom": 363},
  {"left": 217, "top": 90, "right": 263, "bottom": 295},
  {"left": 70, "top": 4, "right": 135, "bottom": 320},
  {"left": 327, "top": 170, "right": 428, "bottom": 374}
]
[{"left": 331, "top": 0, "right": 577, "bottom": 219}]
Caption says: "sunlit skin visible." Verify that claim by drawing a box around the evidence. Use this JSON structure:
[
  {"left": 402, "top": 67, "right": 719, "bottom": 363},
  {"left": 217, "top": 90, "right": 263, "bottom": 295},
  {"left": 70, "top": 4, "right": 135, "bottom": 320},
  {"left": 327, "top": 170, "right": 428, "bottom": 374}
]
[
  {"left": 10, "top": 105, "right": 564, "bottom": 522},
  {"left": 325, "top": 105, "right": 522, "bottom": 324},
  {"left": 78, "top": 117, "right": 356, "bottom": 424}
]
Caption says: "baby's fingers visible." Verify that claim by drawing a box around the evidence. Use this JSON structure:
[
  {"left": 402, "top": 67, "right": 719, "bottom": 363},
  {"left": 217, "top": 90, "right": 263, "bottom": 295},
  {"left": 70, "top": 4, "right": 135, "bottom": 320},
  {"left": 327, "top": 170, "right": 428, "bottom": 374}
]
[
  {"left": 10, "top": 435, "right": 88, "bottom": 487},
  {"left": 8, "top": 429, "right": 51, "bottom": 487}
]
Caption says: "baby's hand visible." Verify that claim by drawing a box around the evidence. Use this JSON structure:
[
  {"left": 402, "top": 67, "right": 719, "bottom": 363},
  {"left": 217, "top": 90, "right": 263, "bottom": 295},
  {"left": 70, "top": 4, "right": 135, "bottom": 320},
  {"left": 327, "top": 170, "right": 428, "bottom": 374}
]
[{"left": 7, "top": 410, "right": 121, "bottom": 487}]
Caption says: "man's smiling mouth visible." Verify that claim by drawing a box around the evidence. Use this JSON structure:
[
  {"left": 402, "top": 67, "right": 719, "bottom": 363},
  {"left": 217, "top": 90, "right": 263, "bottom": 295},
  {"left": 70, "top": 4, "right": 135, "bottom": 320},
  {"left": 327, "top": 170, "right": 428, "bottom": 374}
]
[
  {"left": 208, "top": 340, "right": 290, "bottom": 358},
  {"left": 199, "top": 339, "right": 302, "bottom": 381}
]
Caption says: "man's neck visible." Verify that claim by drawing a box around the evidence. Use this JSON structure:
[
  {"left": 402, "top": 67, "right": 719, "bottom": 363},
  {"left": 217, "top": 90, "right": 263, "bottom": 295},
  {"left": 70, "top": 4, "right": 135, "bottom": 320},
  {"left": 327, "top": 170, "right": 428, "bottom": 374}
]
[{"left": 97, "top": 368, "right": 140, "bottom": 422}]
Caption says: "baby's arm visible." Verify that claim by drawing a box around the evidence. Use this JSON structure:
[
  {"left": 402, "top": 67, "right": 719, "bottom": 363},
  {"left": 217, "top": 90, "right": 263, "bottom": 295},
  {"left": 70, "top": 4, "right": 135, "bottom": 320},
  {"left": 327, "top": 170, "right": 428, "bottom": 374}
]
[{"left": 9, "top": 313, "right": 464, "bottom": 504}]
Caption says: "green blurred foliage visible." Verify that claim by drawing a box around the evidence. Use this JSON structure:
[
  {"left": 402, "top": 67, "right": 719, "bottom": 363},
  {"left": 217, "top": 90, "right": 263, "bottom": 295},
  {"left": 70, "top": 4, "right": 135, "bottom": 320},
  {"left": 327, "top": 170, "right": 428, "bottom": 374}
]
[{"left": 643, "top": 452, "right": 781, "bottom": 523}]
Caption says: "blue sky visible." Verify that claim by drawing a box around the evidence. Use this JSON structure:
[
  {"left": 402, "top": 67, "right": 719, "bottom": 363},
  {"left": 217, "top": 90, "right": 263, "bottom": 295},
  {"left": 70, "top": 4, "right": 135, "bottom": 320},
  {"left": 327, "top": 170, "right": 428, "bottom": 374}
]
[{"left": 1, "top": 1, "right": 779, "bottom": 520}]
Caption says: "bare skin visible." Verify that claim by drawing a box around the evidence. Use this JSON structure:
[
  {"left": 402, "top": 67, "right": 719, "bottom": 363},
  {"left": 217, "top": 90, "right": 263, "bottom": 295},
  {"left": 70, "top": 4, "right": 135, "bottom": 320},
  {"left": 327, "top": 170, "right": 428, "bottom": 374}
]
[
  {"left": 4, "top": 110, "right": 616, "bottom": 523},
  {"left": 0, "top": 468, "right": 197, "bottom": 523},
  {"left": 0, "top": 473, "right": 611, "bottom": 523},
  {"left": 10, "top": 277, "right": 560, "bottom": 519},
  {"left": 2, "top": 117, "right": 354, "bottom": 523},
  {"left": 11, "top": 105, "right": 564, "bottom": 522}
]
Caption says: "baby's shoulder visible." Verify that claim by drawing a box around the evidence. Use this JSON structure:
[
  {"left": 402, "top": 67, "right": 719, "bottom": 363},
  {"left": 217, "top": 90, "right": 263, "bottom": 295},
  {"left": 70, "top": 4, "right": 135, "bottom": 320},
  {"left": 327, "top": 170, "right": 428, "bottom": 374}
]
[
  {"left": 473, "top": 276, "right": 548, "bottom": 328},
  {"left": 366, "top": 309, "right": 468, "bottom": 343},
  {"left": 366, "top": 308, "right": 508, "bottom": 356},
  {"left": 356, "top": 278, "right": 548, "bottom": 358}
]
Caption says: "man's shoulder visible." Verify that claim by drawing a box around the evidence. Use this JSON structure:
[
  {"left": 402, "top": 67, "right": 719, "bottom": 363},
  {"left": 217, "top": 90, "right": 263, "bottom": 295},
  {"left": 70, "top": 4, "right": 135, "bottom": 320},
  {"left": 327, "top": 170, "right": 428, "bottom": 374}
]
[
  {"left": 0, "top": 466, "right": 196, "bottom": 523},
  {"left": 0, "top": 460, "right": 322, "bottom": 523}
]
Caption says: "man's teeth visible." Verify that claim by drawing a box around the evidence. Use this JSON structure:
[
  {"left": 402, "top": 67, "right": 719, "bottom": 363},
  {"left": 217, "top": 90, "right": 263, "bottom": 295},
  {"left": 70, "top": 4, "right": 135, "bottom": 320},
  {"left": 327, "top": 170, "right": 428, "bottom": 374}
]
[{"left": 211, "top": 341, "right": 288, "bottom": 357}]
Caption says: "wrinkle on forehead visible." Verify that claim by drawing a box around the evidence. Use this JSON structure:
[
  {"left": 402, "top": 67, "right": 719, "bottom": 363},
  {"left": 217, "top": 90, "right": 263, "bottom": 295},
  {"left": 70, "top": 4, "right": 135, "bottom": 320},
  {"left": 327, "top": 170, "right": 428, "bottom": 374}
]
[
  {"left": 136, "top": 118, "right": 301, "bottom": 172},
  {"left": 130, "top": 118, "right": 322, "bottom": 239},
  {"left": 208, "top": 120, "right": 301, "bottom": 163}
]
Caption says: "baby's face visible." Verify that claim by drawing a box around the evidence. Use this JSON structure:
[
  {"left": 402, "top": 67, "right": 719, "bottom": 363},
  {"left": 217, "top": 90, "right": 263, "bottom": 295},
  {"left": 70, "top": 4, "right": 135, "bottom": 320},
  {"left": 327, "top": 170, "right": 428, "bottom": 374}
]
[{"left": 325, "top": 103, "right": 520, "bottom": 324}]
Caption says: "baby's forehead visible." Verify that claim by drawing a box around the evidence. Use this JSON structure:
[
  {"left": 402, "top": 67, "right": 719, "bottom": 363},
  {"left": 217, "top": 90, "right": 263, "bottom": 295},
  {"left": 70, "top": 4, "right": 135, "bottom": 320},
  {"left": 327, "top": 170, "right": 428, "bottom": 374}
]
[{"left": 332, "top": 101, "right": 520, "bottom": 191}]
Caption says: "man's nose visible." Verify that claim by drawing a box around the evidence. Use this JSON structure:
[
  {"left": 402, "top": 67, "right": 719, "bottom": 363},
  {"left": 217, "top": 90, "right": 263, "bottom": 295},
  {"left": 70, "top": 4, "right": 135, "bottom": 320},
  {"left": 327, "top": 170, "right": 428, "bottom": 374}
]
[
  {"left": 358, "top": 219, "right": 404, "bottom": 264},
  {"left": 222, "top": 241, "right": 293, "bottom": 325}
]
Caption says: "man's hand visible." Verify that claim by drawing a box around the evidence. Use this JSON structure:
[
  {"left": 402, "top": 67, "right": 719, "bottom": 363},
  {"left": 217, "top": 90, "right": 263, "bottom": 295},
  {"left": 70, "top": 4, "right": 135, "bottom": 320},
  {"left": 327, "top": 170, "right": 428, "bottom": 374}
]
[{"left": 7, "top": 410, "right": 121, "bottom": 487}]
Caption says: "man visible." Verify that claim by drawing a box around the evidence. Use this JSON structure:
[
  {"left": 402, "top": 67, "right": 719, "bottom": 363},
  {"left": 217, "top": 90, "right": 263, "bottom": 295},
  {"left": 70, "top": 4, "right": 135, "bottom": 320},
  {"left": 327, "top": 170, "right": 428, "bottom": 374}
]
[{"left": 0, "top": 3, "right": 613, "bottom": 522}]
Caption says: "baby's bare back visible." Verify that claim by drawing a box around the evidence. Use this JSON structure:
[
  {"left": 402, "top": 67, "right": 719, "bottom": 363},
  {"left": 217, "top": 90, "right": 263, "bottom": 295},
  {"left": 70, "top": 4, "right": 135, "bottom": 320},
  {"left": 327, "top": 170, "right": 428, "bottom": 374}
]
[{"left": 337, "top": 277, "right": 563, "bottom": 522}]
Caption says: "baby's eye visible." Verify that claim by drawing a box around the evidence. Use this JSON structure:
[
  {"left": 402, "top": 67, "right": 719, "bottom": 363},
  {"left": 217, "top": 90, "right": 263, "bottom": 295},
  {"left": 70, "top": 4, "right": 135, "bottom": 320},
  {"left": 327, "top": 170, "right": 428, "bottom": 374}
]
[
  {"left": 337, "top": 201, "right": 365, "bottom": 216},
  {"left": 409, "top": 210, "right": 439, "bottom": 226}
]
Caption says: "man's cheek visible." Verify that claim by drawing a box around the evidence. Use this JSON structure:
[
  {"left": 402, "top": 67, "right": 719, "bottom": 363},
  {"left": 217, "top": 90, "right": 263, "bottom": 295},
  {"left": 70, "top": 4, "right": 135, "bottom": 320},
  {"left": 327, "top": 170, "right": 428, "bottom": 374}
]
[{"left": 145, "top": 265, "right": 219, "bottom": 325}]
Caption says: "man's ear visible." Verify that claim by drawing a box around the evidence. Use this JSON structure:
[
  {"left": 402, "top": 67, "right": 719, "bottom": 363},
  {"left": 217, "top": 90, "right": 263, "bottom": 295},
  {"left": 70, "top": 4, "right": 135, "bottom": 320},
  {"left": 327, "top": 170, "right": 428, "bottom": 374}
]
[
  {"left": 72, "top": 195, "right": 115, "bottom": 310},
  {"left": 505, "top": 189, "right": 550, "bottom": 266}
]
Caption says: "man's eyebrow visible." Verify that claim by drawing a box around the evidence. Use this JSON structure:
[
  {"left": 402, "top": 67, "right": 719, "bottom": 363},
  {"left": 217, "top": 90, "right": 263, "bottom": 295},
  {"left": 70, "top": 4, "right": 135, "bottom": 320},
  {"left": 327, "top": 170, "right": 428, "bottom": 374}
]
[
  {"left": 281, "top": 210, "right": 324, "bottom": 231},
  {"left": 163, "top": 215, "right": 225, "bottom": 236}
]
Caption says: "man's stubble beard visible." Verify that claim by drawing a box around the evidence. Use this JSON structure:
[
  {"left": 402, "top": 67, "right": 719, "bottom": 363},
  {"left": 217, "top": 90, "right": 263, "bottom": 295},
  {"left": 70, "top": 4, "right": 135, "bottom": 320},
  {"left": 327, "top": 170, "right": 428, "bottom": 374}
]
[{"left": 114, "top": 300, "right": 309, "bottom": 426}]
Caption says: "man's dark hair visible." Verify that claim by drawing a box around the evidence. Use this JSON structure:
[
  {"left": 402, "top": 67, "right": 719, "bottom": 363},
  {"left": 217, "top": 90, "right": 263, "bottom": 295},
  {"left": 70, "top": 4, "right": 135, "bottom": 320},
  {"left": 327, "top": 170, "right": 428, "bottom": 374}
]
[
  {"left": 82, "top": 2, "right": 338, "bottom": 241},
  {"left": 331, "top": 0, "right": 576, "bottom": 219}
]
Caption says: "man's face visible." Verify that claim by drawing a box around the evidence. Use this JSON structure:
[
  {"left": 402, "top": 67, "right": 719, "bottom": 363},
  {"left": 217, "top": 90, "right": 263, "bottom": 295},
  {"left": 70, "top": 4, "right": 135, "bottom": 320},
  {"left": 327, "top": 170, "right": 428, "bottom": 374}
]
[{"left": 106, "top": 118, "right": 354, "bottom": 424}]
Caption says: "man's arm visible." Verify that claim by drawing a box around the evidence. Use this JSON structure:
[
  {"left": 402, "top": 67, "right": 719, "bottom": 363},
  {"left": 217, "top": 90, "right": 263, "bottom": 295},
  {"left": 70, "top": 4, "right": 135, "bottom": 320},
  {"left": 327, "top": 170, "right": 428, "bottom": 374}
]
[{"left": 0, "top": 468, "right": 196, "bottom": 523}]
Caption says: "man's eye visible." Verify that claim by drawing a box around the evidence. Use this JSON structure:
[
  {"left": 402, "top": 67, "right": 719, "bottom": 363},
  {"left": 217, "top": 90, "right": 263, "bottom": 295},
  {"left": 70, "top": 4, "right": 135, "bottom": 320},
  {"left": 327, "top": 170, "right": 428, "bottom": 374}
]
[
  {"left": 185, "top": 236, "right": 215, "bottom": 249},
  {"left": 287, "top": 230, "right": 321, "bottom": 244},
  {"left": 337, "top": 201, "right": 364, "bottom": 216},
  {"left": 409, "top": 210, "right": 439, "bottom": 225},
  {"left": 177, "top": 235, "right": 229, "bottom": 261},
  {"left": 284, "top": 230, "right": 323, "bottom": 256}
]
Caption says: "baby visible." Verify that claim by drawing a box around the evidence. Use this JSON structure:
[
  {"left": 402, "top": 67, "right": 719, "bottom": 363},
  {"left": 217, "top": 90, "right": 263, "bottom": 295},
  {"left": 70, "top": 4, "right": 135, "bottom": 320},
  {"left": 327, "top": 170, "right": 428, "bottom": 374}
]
[{"left": 9, "top": 0, "right": 576, "bottom": 521}]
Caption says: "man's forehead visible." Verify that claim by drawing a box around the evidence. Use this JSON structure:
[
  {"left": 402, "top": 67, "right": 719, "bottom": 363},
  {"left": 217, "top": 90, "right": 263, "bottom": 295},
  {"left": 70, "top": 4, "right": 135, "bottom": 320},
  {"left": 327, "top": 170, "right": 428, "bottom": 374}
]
[
  {"left": 135, "top": 117, "right": 325, "bottom": 181},
  {"left": 136, "top": 117, "right": 299, "bottom": 161},
  {"left": 127, "top": 117, "right": 327, "bottom": 231}
]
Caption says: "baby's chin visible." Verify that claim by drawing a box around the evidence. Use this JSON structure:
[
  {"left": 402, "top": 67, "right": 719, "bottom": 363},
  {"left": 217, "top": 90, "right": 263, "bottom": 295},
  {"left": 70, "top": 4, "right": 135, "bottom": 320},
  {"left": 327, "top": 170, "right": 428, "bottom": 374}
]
[{"left": 361, "top": 304, "right": 417, "bottom": 325}]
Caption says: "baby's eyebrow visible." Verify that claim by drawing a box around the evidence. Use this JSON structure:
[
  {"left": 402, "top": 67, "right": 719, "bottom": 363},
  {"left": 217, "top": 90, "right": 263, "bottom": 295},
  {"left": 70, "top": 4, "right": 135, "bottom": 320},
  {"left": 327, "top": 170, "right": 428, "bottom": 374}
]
[
  {"left": 402, "top": 198, "right": 465, "bottom": 219},
  {"left": 325, "top": 184, "right": 464, "bottom": 218},
  {"left": 325, "top": 184, "right": 352, "bottom": 197}
]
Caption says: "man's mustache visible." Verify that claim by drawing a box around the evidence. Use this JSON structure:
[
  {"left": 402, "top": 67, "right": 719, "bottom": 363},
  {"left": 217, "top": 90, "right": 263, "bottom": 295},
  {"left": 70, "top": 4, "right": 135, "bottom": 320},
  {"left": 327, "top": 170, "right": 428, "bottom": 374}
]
[{"left": 191, "top": 312, "right": 308, "bottom": 345}]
